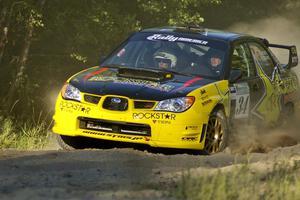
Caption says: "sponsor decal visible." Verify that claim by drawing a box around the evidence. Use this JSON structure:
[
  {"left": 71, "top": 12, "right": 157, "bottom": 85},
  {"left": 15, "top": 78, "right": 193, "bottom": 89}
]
[
  {"left": 147, "top": 34, "right": 208, "bottom": 45},
  {"left": 291, "top": 47, "right": 297, "bottom": 54},
  {"left": 230, "top": 86, "right": 236, "bottom": 93},
  {"left": 111, "top": 97, "right": 122, "bottom": 104},
  {"left": 282, "top": 78, "right": 297, "bottom": 91},
  {"left": 60, "top": 101, "right": 91, "bottom": 114},
  {"left": 88, "top": 75, "right": 175, "bottom": 92},
  {"left": 202, "top": 99, "right": 212, "bottom": 106},
  {"left": 133, "top": 112, "right": 176, "bottom": 120},
  {"left": 152, "top": 120, "right": 171, "bottom": 124},
  {"left": 182, "top": 136, "right": 198, "bottom": 142},
  {"left": 114, "top": 78, "right": 174, "bottom": 92},
  {"left": 185, "top": 126, "right": 199, "bottom": 130},
  {"left": 200, "top": 89, "right": 207, "bottom": 95},
  {"left": 292, "top": 56, "right": 298, "bottom": 64},
  {"left": 83, "top": 130, "right": 143, "bottom": 141},
  {"left": 200, "top": 95, "right": 209, "bottom": 101}
]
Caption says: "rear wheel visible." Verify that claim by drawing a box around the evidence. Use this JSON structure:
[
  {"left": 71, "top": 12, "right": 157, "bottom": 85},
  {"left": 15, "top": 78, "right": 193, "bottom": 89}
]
[{"left": 203, "top": 109, "right": 229, "bottom": 154}]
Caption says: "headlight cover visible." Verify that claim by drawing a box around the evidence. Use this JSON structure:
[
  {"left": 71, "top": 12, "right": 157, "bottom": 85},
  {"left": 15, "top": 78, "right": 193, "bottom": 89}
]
[
  {"left": 61, "top": 83, "right": 81, "bottom": 101},
  {"left": 154, "top": 97, "right": 195, "bottom": 113}
]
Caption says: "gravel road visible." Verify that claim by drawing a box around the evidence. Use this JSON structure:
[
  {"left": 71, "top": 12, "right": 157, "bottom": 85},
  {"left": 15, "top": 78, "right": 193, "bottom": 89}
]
[{"left": 1, "top": 142, "right": 300, "bottom": 200}]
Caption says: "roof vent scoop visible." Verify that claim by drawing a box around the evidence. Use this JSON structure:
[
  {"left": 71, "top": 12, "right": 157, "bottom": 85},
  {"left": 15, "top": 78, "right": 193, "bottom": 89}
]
[{"left": 117, "top": 68, "right": 173, "bottom": 82}]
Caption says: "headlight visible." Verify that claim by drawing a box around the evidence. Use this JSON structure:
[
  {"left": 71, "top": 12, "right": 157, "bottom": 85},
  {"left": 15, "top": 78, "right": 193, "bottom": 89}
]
[
  {"left": 61, "top": 83, "right": 81, "bottom": 101},
  {"left": 154, "top": 97, "right": 195, "bottom": 112}
]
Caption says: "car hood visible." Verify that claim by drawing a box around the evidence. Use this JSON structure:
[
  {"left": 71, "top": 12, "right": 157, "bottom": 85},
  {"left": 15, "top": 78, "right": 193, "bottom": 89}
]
[{"left": 69, "top": 66, "right": 215, "bottom": 101}]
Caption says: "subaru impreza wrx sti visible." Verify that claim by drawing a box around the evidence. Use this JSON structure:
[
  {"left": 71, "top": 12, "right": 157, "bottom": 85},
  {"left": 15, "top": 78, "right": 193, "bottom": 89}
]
[{"left": 52, "top": 26, "right": 299, "bottom": 154}]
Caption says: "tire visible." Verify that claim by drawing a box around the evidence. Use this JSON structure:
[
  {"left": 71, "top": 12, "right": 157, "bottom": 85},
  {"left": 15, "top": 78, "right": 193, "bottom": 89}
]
[
  {"left": 203, "top": 109, "right": 229, "bottom": 154},
  {"left": 56, "top": 134, "right": 86, "bottom": 150}
]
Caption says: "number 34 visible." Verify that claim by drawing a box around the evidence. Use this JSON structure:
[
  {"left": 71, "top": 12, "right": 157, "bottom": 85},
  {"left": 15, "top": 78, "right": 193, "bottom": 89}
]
[{"left": 235, "top": 94, "right": 250, "bottom": 118}]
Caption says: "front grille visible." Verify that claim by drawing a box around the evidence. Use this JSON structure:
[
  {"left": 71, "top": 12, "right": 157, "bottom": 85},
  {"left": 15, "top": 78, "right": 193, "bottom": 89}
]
[
  {"left": 134, "top": 101, "right": 155, "bottom": 109},
  {"left": 79, "top": 117, "right": 151, "bottom": 136},
  {"left": 84, "top": 95, "right": 101, "bottom": 104},
  {"left": 102, "top": 97, "right": 128, "bottom": 111}
]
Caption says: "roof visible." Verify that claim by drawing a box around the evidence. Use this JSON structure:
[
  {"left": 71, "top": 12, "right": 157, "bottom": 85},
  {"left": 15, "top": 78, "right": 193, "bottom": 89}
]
[{"left": 141, "top": 26, "right": 251, "bottom": 42}]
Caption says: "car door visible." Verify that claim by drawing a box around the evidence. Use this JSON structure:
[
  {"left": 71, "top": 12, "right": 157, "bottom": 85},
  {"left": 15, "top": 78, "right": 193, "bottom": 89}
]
[
  {"left": 229, "top": 42, "right": 265, "bottom": 123},
  {"left": 247, "top": 41, "right": 282, "bottom": 124}
]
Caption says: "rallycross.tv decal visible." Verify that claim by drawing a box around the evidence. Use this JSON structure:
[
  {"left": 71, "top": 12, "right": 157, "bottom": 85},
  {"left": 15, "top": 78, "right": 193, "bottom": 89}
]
[
  {"left": 60, "top": 101, "right": 91, "bottom": 114},
  {"left": 146, "top": 34, "right": 208, "bottom": 45}
]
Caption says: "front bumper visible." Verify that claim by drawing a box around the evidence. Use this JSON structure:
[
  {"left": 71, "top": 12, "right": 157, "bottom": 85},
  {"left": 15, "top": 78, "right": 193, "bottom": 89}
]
[{"left": 52, "top": 94, "right": 208, "bottom": 150}]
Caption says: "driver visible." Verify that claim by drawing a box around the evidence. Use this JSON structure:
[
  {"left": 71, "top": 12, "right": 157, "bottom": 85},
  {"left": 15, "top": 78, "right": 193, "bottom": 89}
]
[
  {"left": 153, "top": 51, "right": 177, "bottom": 69},
  {"left": 209, "top": 54, "right": 222, "bottom": 68},
  {"left": 205, "top": 49, "right": 223, "bottom": 74}
]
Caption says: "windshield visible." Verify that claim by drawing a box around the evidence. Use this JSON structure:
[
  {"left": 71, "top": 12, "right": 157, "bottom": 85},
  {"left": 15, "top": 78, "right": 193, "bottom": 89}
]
[{"left": 101, "top": 32, "right": 228, "bottom": 78}]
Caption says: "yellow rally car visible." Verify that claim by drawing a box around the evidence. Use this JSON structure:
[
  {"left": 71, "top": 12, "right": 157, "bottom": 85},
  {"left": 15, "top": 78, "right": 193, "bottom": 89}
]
[{"left": 52, "top": 26, "right": 299, "bottom": 154}]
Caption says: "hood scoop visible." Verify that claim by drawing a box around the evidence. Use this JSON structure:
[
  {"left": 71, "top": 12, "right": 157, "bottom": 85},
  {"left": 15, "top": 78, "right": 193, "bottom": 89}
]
[{"left": 117, "top": 68, "right": 173, "bottom": 82}]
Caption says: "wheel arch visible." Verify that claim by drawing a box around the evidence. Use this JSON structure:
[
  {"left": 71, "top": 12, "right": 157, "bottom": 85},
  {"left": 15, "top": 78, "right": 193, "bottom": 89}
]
[
  {"left": 210, "top": 103, "right": 226, "bottom": 117},
  {"left": 210, "top": 103, "right": 230, "bottom": 128}
]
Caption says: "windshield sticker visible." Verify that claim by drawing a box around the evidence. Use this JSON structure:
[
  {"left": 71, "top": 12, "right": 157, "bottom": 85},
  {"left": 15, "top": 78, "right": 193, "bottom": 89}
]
[{"left": 147, "top": 34, "right": 208, "bottom": 45}]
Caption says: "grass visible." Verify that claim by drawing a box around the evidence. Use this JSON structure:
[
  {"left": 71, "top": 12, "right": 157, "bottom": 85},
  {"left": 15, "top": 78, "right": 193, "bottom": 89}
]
[
  {"left": 173, "top": 159, "right": 300, "bottom": 200},
  {"left": 0, "top": 114, "right": 51, "bottom": 150}
]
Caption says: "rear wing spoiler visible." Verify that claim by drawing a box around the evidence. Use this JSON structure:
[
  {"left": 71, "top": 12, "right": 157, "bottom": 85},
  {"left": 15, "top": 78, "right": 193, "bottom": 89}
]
[{"left": 261, "top": 38, "right": 298, "bottom": 68}]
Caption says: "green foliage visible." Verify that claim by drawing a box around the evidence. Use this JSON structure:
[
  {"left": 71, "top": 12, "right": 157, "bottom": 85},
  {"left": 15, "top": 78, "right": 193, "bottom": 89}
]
[
  {"left": 0, "top": 115, "right": 50, "bottom": 149},
  {"left": 174, "top": 160, "right": 300, "bottom": 200},
  {"left": 0, "top": 0, "right": 299, "bottom": 142}
]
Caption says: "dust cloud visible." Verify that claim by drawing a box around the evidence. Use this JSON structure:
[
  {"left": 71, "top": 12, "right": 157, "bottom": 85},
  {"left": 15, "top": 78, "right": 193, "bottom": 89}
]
[
  {"left": 229, "top": 16, "right": 300, "bottom": 77},
  {"left": 227, "top": 17, "right": 300, "bottom": 154}
]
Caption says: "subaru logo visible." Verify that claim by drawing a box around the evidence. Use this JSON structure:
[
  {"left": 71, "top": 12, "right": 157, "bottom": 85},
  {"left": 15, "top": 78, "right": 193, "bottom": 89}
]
[{"left": 111, "top": 98, "right": 121, "bottom": 104}]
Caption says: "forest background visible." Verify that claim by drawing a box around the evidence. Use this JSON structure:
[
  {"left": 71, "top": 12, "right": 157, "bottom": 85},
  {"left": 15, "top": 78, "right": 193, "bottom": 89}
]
[{"left": 0, "top": 0, "right": 299, "bottom": 148}]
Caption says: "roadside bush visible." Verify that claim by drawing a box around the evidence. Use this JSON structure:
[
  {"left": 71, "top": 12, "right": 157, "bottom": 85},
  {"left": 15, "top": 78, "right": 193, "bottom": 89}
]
[
  {"left": 0, "top": 114, "right": 50, "bottom": 150},
  {"left": 174, "top": 160, "right": 300, "bottom": 200}
]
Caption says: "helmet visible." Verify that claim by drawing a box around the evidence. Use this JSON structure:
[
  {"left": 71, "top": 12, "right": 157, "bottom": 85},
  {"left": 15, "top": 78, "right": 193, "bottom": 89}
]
[
  {"left": 205, "top": 48, "right": 223, "bottom": 68},
  {"left": 153, "top": 51, "right": 177, "bottom": 69}
]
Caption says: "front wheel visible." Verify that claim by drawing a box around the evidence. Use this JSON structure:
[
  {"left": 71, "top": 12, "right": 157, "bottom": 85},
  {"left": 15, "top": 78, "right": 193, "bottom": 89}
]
[
  {"left": 56, "top": 134, "right": 86, "bottom": 150},
  {"left": 203, "top": 109, "right": 229, "bottom": 154}
]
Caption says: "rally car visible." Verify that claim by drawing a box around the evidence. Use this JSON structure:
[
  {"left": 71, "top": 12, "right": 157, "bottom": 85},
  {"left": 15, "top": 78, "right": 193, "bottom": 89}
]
[{"left": 52, "top": 26, "right": 299, "bottom": 154}]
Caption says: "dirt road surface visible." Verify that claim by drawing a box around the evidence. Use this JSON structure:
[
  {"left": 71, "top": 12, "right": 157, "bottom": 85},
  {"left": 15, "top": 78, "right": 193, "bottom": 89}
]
[{"left": 1, "top": 142, "right": 300, "bottom": 200}]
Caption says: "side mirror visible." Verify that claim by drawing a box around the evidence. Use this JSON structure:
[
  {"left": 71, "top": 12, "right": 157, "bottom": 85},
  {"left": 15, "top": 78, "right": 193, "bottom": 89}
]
[{"left": 229, "top": 69, "right": 242, "bottom": 83}]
